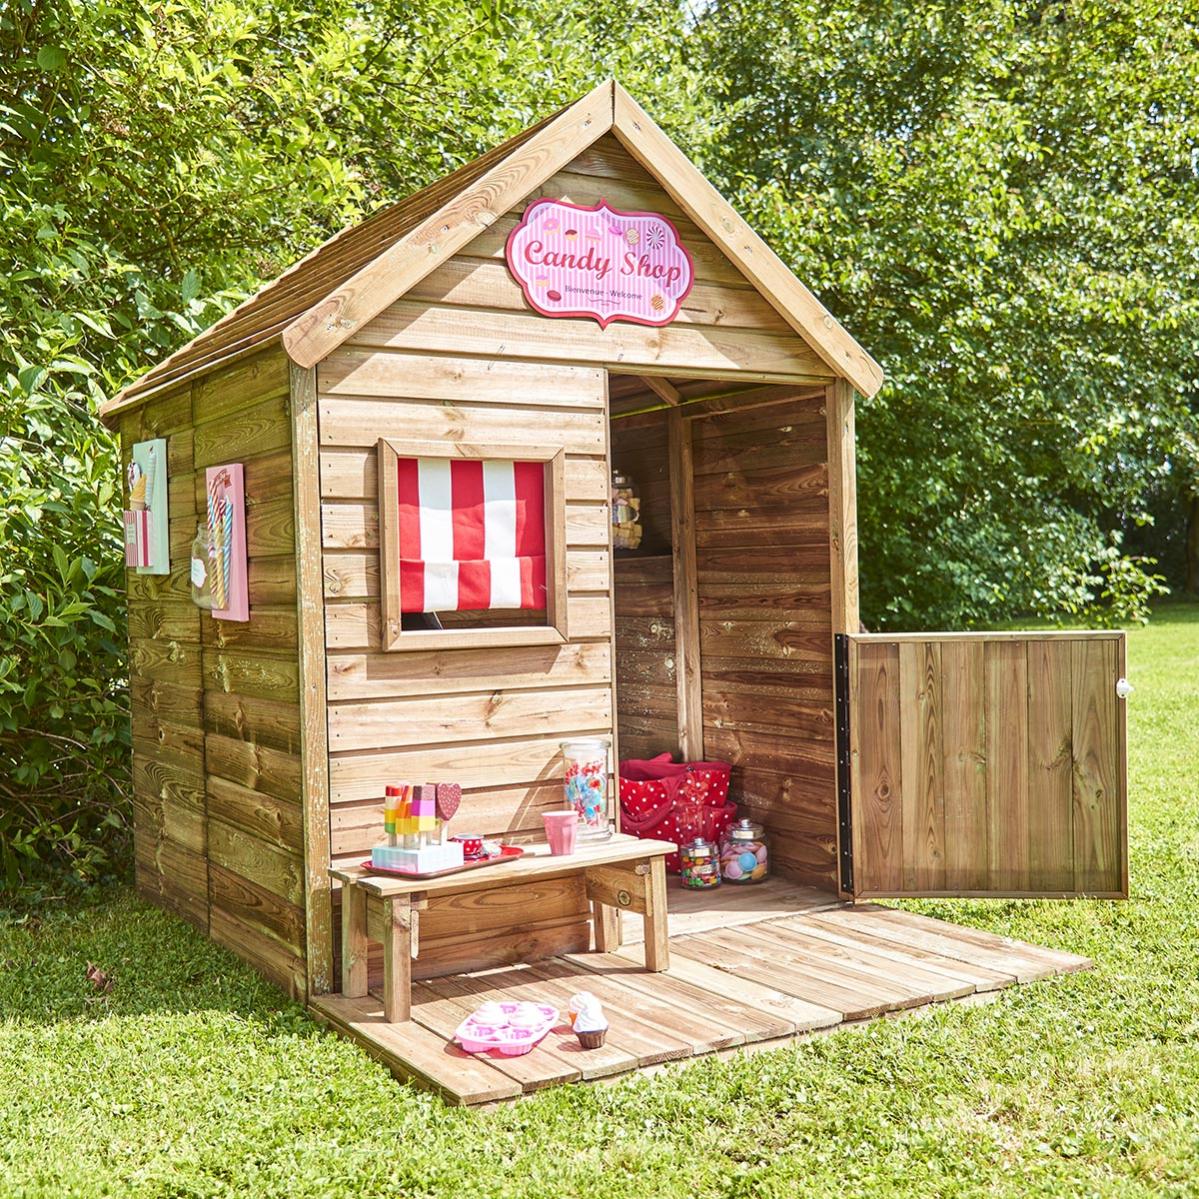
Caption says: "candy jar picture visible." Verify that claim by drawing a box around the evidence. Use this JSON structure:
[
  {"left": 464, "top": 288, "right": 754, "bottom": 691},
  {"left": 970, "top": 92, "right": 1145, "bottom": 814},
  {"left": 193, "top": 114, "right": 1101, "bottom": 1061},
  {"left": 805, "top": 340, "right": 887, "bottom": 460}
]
[
  {"left": 719, "top": 818, "right": 769, "bottom": 884},
  {"left": 559, "top": 738, "right": 611, "bottom": 841}
]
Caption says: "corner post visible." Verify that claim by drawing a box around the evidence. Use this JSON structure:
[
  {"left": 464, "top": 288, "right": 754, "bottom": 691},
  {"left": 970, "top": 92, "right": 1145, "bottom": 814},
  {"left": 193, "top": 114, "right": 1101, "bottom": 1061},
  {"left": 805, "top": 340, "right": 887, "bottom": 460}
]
[{"left": 290, "top": 361, "right": 333, "bottom": 995}]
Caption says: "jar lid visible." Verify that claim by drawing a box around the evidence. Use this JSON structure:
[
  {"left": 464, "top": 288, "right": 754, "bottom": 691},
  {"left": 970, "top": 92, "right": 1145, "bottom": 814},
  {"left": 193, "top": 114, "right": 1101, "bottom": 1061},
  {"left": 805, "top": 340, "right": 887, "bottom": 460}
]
[
  {"left": 728, "top": 818, "right": 764, "bottom": 841},
  {"left": 559, "top": 738, "right": 608, "bottom": 753},
  {"left": 684, "top": 837, "right": 714, "bottom": 854}
]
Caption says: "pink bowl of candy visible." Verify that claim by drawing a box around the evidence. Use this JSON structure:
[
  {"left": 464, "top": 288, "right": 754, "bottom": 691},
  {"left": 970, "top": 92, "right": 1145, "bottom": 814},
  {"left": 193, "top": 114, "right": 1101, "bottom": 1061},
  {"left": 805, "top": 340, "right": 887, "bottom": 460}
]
[{"left": 454, "top": 1001, "right": 558, "bottom": 1056}]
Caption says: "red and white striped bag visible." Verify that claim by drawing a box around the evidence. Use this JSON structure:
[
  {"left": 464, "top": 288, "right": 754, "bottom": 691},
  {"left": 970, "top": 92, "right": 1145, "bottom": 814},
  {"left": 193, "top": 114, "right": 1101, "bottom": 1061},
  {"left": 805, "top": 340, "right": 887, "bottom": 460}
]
[{"left": 619, "top": 754, "right": 735, "bottom": 873}]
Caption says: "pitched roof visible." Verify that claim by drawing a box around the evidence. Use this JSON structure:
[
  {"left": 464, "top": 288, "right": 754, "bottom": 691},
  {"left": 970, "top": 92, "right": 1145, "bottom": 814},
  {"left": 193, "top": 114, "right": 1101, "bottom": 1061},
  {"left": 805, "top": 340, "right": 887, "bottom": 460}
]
[{"left": 100, "top": 81, "right": 882, "bottom": 425}]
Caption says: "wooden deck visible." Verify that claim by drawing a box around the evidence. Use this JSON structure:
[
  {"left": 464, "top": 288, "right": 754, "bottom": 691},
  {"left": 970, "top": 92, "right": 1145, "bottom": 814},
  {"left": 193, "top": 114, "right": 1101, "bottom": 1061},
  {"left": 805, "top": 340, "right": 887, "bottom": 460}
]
[{"left": 309, "top": 886, "right": 1090, "bottom": 1105}]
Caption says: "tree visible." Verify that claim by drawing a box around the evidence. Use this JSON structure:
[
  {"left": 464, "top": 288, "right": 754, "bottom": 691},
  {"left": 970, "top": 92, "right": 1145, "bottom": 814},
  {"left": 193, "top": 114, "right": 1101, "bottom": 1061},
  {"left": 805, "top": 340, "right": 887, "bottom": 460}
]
[{"left": 691, "top": 0, "right": 1199, "bottom": 627}]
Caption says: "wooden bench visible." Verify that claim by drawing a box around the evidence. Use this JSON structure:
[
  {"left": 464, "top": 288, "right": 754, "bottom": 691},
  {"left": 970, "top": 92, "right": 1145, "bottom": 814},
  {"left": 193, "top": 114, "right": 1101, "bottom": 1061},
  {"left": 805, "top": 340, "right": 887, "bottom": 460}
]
[{"left": 331, "top": 834, "right": 676, "bottom": 1022}]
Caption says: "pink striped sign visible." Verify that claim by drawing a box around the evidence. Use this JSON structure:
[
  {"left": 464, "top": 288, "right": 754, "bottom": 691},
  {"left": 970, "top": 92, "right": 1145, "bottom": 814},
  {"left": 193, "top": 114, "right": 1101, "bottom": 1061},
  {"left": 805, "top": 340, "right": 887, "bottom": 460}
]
[
  {"left": 397, "top": 456, "right": 547, "bottom": 613},
  {"left": 505, "top": 198, "right": 694, "bottom": 328}
]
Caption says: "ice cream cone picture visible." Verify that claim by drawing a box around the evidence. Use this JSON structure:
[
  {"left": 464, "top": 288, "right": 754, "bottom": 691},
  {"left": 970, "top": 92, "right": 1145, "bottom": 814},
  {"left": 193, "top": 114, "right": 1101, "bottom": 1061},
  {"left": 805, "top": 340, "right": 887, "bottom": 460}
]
[
  {"left": 204, "top": 463, "right": 248, "bottom": 621},
  {"left": 125, "top": 438, "right": 169, "bottom": 573}
]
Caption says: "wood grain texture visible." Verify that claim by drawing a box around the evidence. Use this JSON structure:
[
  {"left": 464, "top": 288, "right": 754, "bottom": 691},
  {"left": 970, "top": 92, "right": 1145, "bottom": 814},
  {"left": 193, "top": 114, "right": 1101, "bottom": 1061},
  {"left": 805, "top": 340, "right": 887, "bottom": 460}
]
[
  {"left": 291, "top": 362, "right": 333, "bottom": 995},
  {"left": 668, "top": 407, "right": 703, "bottom": 758},
  {"left": 847, "top": 632, "right": 1126, "bottom": 899},
  {"left": 690, "top": 395, "right": 837, "bottom": 888},
  {"left": 1071, "top": 637, "right": 1123, "bottom": 893}
]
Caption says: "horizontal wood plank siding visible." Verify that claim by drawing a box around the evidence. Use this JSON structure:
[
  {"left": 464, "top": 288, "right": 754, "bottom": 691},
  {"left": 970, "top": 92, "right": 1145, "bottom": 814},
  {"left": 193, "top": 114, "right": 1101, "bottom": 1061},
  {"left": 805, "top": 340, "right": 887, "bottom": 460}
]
[
  {"left": 121, "top": 388, "right": 208, "bottom": 930},
  {"left": 319, "top": 349, "right": 612, "bottom": 845}
]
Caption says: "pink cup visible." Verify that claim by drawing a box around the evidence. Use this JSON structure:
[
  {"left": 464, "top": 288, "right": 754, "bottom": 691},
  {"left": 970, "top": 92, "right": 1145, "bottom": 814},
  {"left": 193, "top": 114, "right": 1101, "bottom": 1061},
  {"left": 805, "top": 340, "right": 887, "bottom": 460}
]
[{"left": 543, "top": 811, "right": 578, "bottom": 856}]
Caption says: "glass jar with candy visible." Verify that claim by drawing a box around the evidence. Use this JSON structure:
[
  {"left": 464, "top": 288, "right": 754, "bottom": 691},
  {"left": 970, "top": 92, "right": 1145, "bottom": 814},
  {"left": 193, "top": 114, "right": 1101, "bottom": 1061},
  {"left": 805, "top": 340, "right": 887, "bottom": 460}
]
[
  {"left": 610, "top": 470, "right": 642, "bottom": 550},
  {"left": 719, "top": 818, "right": 769, "bottom": 884},
  {"left": 679, "top": 837, "right": 721, "bottom": 890}
]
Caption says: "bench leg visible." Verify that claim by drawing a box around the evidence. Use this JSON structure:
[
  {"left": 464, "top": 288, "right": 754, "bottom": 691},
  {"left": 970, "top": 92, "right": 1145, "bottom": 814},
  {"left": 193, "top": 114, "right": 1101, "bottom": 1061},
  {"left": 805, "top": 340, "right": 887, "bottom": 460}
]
[
  {"left": 592, "top": 899, "right": 621, "bottom": 953},
  {"left": 642, "top": 856, "right": 670, "bottom": 972},
  {"left": 383, "top": 895, "right": 413, "bottom": 1022},
  {"left": 341, "top": 883, "right": 368, "bottom": 998}
]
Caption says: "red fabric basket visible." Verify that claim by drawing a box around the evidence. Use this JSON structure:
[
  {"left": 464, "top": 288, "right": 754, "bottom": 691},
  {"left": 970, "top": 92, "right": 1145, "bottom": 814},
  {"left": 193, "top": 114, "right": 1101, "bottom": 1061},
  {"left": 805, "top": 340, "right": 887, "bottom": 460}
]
[{"left": 619, "top": 753, "right": 736, "bottom": 872}]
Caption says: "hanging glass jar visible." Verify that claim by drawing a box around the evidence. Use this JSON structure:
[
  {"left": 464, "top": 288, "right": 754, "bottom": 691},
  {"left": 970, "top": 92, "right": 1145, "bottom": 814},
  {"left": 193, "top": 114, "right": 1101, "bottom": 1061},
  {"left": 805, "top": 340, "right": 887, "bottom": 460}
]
[
  {"left": 719, "top": 818, "right": 770, "bottom": 884},
  {"left": 611, "top": 469, "right": 642, "bottom": 550},
  {"left": 189, "top": 522, "right": 216, "bottom": 610}
]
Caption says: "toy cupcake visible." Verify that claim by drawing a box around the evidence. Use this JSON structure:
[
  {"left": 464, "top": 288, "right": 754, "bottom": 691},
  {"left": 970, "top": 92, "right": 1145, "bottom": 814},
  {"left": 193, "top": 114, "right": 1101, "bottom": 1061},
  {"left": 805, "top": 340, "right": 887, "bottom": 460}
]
[
  {"left": 564, "top": 228, "right": 578, "bottom": 241},
  {"left": 568, "top": 992, "right": 608, "bottom": 1049}
]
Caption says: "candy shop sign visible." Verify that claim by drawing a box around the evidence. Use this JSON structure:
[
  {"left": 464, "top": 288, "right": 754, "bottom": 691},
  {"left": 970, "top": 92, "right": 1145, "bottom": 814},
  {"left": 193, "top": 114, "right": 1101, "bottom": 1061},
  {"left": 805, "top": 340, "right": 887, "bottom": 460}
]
[{"left": 505, "top": 198, "right": 694, "bottom": 328}]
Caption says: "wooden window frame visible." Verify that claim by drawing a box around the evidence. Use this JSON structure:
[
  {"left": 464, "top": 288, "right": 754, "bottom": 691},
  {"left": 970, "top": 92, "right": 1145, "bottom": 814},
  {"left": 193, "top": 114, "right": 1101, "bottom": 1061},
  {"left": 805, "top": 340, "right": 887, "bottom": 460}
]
[{"left": 377, "top": 438, "right": 568, "bottom": 652}]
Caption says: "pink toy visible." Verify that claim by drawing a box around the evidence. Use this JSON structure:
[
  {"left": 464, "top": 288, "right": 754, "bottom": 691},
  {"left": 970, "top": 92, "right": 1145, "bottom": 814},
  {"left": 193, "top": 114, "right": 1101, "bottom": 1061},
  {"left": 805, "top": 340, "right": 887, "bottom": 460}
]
[{"left": 454, "top": 1001, "right": 558, "bottom": 1056}]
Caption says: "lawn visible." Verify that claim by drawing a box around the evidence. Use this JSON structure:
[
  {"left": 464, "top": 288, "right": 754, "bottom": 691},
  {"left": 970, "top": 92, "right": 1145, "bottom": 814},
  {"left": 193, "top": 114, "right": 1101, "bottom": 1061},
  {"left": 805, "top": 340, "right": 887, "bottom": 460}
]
[{"left": 2, "top": 607, "right": 1198, "bottom": 1198}]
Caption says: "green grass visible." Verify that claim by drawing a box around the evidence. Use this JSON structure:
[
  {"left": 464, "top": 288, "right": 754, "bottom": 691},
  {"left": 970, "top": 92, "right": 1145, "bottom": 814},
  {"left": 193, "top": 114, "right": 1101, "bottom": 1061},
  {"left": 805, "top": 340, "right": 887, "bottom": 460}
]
[{"left": 3, "top": 609, "right": 1199, "bottom": 1198}]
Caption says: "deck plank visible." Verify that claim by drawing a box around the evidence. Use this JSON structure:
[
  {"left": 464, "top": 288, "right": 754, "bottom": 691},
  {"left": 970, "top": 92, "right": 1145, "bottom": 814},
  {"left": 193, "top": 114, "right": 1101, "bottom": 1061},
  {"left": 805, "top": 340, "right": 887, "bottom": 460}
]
[
  {"left": 796, "top": 912, "right": 1018, "bottom": 991},
  {"left": 715, "top": 923, "right": 939, "bottom": 1010},
  {"left": 819, "top": 907, "right": 1076, "bottom": 983},
  {"left": 410, "top": 979, "right": 581, "bottom": 1091},
  {"left": 749, "top": 918, "right": 978, "bottom": 1001},
  {"left": 429, "top": 967, "right": 646, "bottom": 1081},
  {"left": 671, "top": 928, "right": 898, "bottom": 1020},
  {"left": 532, "top": 959, "right": 748, "bottom": 1054},
  {"left": 610, "top": 941, "right": 843, "bottom": 1031},
  {"left": 559, "top": 951, "right": 796, "bottom": 1042},
  {"left": 862, "top": 906, "right": 1093, "bottom": 972},
  {"left": 309, "top": 993, "right": 520, "bottom": 1104}
]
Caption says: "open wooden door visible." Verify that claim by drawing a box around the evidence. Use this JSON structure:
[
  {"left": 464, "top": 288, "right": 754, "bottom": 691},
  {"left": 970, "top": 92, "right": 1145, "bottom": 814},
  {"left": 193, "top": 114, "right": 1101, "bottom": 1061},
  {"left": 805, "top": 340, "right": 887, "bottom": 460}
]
[{"left": 836, "top": 632, "right": 1128, "bottom": 899}]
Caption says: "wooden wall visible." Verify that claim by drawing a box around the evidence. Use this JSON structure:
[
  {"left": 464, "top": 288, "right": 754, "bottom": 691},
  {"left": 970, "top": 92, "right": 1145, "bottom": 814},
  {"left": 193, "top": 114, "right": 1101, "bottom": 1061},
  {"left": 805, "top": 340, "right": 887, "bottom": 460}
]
[
  {"left": 692, "top": 394, "right": 838, "bottom": 888},
  {"left": 122, "top": 347, "right": 309, "bottom": 998},
  {"left": 316, "top": 350, "right": 613, "bottom": 972},
  {"left": 122, "top": 385, "right": 208, "bottom": 929},
  {"left": 848, "top": 632, "right": 1127, "bottom": 898}
]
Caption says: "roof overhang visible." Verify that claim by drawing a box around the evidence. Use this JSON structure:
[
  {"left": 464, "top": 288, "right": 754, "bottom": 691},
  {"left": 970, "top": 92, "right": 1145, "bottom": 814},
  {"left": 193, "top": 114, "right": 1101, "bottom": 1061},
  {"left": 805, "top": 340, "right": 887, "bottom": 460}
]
[{"left": 100, "top": 80, "right": 882, "bottom": 428}]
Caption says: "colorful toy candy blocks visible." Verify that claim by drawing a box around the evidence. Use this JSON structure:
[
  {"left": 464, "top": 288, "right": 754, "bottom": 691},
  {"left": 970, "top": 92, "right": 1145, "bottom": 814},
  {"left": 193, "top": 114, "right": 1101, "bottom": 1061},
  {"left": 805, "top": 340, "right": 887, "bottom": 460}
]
[{"left": 372, "top": 780, "right": 466, "bottom": 874}]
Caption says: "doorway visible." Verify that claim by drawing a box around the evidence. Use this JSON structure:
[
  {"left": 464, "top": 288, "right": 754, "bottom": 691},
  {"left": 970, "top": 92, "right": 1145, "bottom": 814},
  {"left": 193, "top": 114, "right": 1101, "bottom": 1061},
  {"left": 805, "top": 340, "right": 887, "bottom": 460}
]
[{"left": 606, "top": 373, "right": 840, "bottom": 898}]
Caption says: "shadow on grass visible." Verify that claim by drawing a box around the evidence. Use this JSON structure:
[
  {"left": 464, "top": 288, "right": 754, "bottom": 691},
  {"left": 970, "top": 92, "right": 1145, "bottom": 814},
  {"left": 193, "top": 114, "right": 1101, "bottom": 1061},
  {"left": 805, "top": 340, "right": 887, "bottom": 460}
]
[{"left": 0, "top": 883, "right": 317, "bottom": 1031}]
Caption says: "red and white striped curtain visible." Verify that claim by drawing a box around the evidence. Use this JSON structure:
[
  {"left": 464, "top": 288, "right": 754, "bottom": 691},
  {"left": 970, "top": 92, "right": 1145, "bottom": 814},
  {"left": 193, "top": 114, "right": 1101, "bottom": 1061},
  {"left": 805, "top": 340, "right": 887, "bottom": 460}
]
[{"left": 397, "top": 457, "right": 547, "bottom": 613}]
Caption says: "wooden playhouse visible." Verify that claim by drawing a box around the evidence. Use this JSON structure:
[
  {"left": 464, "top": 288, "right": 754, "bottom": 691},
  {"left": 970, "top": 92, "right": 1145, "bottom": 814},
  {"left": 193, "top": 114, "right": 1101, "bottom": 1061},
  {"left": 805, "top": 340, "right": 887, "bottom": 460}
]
[{"left": 100, "top": 82, "right": 1127, "bottom": 1102}]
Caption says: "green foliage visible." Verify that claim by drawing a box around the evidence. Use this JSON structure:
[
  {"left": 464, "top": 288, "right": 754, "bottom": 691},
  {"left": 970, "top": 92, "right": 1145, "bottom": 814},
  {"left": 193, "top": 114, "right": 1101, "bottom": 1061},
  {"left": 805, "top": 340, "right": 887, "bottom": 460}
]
[
  {"left": 1, "top": 608, "right": 1197, "bottom": 1196},
  {"left": 0, "top": 0, "right": 711, "bottom": 885},
  {"left": 692, "top": 0, "right": 1199, "bottom": 627}
]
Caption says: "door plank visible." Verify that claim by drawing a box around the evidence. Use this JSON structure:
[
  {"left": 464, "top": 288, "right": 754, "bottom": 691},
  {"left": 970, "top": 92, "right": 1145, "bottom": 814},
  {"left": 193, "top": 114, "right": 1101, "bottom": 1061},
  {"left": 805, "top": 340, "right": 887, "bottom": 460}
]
[
  {"left": 852, "top": 641, "right": 903, "bottom": 894},
  {"left": 1071, "top": 638, "right": 1121, "bottom": 893},
  {"left": 1027, "top": 638, "right": 1075, "bottom": 891},
  {"left": 899, "top": 640, "right": 944, "bottom": 891},
  {"left": 940, "top": 640, "right": 987, "bottom": 891},
  {"left": 984, "top": 641, "right": 1030, "bottom": 891}
]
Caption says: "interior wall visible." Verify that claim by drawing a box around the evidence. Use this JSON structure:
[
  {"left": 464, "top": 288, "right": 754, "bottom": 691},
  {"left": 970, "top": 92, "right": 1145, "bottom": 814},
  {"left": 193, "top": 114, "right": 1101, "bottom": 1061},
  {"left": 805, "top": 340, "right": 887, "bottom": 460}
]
[
  {"left": 693, "top": 394, "right": 838, "bottom": 887},
  {"left": 611, "top": 407, "right": 679, "bottom": 761},
  {"left": 122, "top": 346, "right": 309, "bottom": 998}
]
